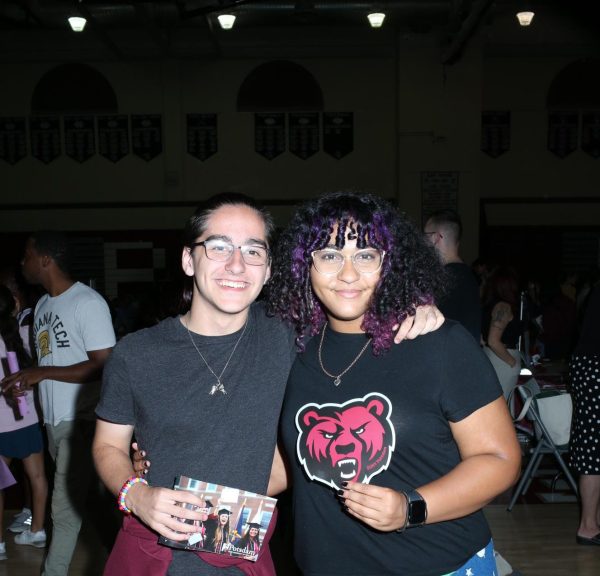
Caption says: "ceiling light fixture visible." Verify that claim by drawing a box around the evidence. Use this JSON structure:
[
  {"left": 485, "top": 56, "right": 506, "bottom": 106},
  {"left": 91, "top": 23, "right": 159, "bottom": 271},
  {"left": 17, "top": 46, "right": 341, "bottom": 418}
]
[
  {"left": 367, "top": 12, "right": 386, "bottom": 28},
  {"left": 516, "top": 11, "right": 535, "bottom": 26},
  {"left": 68, "top": 16, "right": 87, "bottom": 32},
  {"left": 217, "top": 14, "right": 236, "bottom": 30}
]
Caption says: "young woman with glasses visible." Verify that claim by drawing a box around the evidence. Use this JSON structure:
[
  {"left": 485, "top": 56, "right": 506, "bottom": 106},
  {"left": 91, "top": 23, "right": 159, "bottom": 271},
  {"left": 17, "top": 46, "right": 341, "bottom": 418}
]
[{"left": 266, "top": 191, "right": 521, "bottom": 576}]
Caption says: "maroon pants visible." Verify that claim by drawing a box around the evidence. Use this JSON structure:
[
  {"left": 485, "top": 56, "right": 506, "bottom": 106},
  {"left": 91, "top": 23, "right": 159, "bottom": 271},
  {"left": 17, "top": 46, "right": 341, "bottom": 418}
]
[{"left": 104, "top": 512, "right": 277, "bottom": 576}]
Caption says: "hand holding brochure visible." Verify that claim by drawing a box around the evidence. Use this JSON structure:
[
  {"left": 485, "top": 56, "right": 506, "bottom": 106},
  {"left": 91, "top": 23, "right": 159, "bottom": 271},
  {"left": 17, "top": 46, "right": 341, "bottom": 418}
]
[{"left": 158, "top": 475, "right": 277, "bottom": 563}]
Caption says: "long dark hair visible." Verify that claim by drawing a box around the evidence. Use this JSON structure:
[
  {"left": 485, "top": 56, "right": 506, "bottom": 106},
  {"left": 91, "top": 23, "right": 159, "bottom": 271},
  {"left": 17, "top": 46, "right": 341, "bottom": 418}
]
[
  {"left": 266, "top": 191, "right": 445, "bottom": 354},
  {"left": 0, "top": 285, "right": 31, "bottom": 369}
]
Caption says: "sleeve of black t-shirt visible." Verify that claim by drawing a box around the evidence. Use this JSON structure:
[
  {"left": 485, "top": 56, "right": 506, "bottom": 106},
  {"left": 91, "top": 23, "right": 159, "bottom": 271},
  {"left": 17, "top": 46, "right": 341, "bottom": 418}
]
[{"left": 439, "top": 322, "right": 503, "bottom": 423}]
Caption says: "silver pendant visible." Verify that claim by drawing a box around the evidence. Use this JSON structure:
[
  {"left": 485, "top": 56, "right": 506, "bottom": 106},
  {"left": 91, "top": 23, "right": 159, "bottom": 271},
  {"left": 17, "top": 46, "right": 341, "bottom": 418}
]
[
  {"left": 209, "top": 382, "right": 227, "bottom": 396},
  {"left": 333, "top": 376, "right": 341, "bottom": 386}
]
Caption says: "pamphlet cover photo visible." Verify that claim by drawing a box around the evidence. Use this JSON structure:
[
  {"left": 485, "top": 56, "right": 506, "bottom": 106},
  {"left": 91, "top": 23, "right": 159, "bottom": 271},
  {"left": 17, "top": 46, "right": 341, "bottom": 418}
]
[{"left": 158, "top": 475, "right": 277, "bottom": 562}]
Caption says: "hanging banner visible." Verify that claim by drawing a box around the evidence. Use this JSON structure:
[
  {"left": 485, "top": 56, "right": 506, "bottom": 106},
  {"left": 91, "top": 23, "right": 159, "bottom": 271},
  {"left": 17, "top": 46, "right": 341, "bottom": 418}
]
[
  {"left": 421, "top": 171, "right": 459, "bottom": 226},
  {"left": 64, "top": 115, "right": 95, "bottom": 163},
  {"left": 547, "top": 111, "right": 578, "bottom": 158},
  {"left": 98, "top": 115, "right": 129, "bottom": 162},
  {"left": 581, "top": 111, "right": 600, "bottom": 159},
  {"left": 255, "top": 113, "right": 285, "bottom": 160},
  {"left": 187, "top": 113, "right": 218, "bottom": 161},
  {"left": 323, "top": 112, "right": 353, "bottom": 159},
  {"left": 30, "top": 116, "right": 61, "bottom": 164},
  {"left": 132, "top": 114, "right": 162, "bottom": 161},
  {"left": 289, "top": 112, "right": 319, "bottom": 159},
  {"left": 481, "top": 111, "right": 510, "bottom": 158},
  {"left": 0, "top": 117, "right": 27, "bottom": 165}
]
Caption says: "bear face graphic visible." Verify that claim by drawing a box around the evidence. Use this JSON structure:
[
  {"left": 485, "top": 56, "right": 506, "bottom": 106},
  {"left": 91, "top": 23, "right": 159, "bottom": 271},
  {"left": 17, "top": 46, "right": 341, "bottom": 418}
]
[{"left": 295, "top": 392, "right": 395, "bottom": 490}]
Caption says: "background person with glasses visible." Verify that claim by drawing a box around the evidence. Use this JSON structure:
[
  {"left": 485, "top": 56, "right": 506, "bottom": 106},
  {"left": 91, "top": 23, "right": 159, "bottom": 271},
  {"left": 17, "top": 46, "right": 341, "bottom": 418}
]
[
  {"left": 424, "top": 209, "right": 482, "bottom": 343},
  {"left": 267, "top": 191, "right": 520, "bottom": 576},
  {"left": 93, "top": 193, "right": 444, "bottom": 576}
]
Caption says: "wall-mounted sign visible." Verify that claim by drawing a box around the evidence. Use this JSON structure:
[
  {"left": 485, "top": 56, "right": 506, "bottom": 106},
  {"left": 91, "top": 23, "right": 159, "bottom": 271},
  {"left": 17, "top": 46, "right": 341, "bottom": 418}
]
[
  {"left": 323, "top": 112, "right": 353, "bottom": 159},
  {"left": 481, "top": 111, "right": 510, "bottom": 158},
  {"left": 187, "top": 113, "right": 218, "bottom": 161},
  {"left": 30, "top": 116, "right": 61, "bottom": 164},
  {"left": 0, "top": 117, "right": 27, "bottom": 165},
  {"left": 132, "top": 114, "right": 162, "bottom": 161},
  {"left": 255, "top": 113, "right": 285, "bottom": 160},
  {"left": 421, "top": 171, "right": 459, "bottom": 224},
  {"left": 64, "top": 115, "right": 95, "bottom": 163},
  {"left": 289, "top": 112, "right": 319, "bottom": 159},
  {"left": 98, "top": 115, "right": 129, "bottom": 163},
  {"left": 547, "top": 111, "right": 578, "bottom": 158},
  {"left": 581, "top": 111, "right": 600, "bottom": 159}
]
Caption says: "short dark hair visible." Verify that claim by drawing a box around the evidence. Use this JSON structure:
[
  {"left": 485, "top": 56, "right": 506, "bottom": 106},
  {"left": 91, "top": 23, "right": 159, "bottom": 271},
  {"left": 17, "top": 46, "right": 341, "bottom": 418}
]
[
  {"left": 30, "top": 231, "right": 70, "bottom": 273},
  {"left": 183, "top": 193, "right": 274, "bottom": 248},
  {"left": 426, "top": 209, "right": 462, "bottom": 243}
]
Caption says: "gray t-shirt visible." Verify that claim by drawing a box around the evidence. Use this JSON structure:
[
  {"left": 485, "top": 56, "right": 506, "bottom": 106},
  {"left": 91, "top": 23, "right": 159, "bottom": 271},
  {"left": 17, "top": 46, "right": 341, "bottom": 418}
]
[
  {"left": 35, "top": 281, "right": 116, "bottom": 424},
  {"left": 96, "top": 302, "right": 296, "bottom": 575}
]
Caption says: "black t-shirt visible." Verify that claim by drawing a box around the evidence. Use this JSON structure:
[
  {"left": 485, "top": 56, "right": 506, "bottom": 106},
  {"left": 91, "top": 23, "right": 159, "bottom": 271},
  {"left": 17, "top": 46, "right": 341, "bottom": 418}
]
[
  {"left": 440, "top": 262, "right": 481, "bottom": 343},
  {"left": 280, "top": 321, "right": 502, "bottom": 576}
]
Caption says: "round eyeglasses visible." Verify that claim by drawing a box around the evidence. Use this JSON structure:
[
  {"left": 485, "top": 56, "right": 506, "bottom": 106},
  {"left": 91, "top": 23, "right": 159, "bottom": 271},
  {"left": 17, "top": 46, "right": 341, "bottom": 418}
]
[
  {"left": 192, "top": 239, "right": 270, "bottom": 266},
  {"left": 311, "top": 248, "right": 385, "bottom": 276}
]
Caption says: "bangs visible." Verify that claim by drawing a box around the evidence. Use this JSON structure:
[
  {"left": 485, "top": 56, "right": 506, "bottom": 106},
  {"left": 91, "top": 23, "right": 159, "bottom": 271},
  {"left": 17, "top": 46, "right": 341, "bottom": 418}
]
[{"left": 313, "top": 214, "right": 388, "bottom": 253}]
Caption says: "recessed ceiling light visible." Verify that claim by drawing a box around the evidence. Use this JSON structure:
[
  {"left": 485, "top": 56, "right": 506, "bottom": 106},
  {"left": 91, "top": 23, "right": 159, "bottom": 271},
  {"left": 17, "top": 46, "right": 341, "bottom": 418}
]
[
  {"left": 217, "top": 14, "right": 236, "bottom": 30},
  {"left": 68, "top": 16, "right": 87, "bottom": 32},
  {"left": 367, "top": 13, "right": 386, "bottom": 28}
]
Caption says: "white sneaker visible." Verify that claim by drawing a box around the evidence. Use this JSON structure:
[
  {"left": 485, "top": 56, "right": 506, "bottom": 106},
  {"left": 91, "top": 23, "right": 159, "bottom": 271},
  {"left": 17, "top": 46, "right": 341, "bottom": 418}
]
[
  {"left": 0, "top": 541, "right": 6, "bottom": 560},
  {"left": 8, "top": 508, "right": 32, "bottom": 533},
  {"left": 15, "top": 528, "right": 47, "bottom": 548}
]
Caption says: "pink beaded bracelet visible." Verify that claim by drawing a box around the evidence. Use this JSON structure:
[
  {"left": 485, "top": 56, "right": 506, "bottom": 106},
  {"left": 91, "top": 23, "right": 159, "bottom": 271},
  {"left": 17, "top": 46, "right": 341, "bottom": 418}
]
[{"left": 117, "top": 475, "right": 149, "bottom": 514}]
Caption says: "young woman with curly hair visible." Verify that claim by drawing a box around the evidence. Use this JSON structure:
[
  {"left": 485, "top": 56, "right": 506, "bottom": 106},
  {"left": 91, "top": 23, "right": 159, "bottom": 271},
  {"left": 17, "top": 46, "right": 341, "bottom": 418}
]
[{"left": 267, "top": 191, "right": 521, "bottom": 576}]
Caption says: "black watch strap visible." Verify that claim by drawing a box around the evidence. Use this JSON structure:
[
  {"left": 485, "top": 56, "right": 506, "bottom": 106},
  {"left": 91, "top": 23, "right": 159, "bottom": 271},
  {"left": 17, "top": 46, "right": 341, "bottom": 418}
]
[{"left": 398, "top": 489, "right": 427, "bottom": 531}]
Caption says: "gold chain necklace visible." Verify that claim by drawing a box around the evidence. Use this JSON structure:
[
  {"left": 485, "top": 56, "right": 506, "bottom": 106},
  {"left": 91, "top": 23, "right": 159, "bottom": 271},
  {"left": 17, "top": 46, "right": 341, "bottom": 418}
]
[
  {"left": 184, "top": 315, "right": 249, "bottom": 396},
  {"left": 318, "top": 322, "right": 372, "bottom": 386}
]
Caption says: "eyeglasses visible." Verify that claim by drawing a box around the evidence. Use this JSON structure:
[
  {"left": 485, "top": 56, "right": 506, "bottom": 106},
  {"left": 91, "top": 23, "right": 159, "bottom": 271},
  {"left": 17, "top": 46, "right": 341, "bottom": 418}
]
[
  {"left": 311, "top": 248, "right": 385, "bottom": 276},
  {"left": 192, "top": 239, "right": 270, "bottom": 266}
]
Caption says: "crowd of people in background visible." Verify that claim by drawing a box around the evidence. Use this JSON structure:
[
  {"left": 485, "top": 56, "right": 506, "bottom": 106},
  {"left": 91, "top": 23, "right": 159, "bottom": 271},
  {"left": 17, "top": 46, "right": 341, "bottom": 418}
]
[{"left": 0, "top": 203, "right": 598, "bottom": 575}]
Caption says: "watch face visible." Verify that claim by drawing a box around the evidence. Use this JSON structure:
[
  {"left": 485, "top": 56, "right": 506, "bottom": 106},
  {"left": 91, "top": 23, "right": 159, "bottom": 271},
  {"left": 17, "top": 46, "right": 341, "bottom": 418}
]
[{"left": 409, "top": 499, "right": 427, "bottom": 524}]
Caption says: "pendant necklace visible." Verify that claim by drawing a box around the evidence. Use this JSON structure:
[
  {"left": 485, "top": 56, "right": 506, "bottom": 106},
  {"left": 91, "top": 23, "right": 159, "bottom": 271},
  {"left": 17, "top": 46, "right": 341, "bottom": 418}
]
[
  {"left": 184, "top": 315, "right": 249, "bottom": 396},
  {"left": 318, "top": 322, "right": 372, "bottom": 386}
]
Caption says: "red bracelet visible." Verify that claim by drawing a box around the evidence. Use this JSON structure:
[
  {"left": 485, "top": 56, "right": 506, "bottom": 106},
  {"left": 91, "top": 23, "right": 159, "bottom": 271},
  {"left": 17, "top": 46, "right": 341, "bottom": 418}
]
[{"left": 118, "top": 475, "right": 149, "bottom": 514}]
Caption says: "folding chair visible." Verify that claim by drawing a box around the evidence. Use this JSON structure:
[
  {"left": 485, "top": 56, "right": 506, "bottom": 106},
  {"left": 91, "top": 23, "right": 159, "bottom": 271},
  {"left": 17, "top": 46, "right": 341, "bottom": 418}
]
[{"left": 507, "top": 378, "right": 578, "bottom": 511}]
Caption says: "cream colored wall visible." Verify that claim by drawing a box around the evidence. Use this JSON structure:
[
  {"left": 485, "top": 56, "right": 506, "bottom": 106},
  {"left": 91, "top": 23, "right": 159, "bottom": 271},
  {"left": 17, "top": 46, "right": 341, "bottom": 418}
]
[
  {"left": 0, "top": 56, "right": 397, "bottom": 229},
  {"left": 482, "top": 55, "right": 599, "bottom": 201},
  {"left": 397, "top": 34, "right": 484, "bottom": 264},
  {"left": 1, "top": 30, "right": 599, "bottom": 263}
]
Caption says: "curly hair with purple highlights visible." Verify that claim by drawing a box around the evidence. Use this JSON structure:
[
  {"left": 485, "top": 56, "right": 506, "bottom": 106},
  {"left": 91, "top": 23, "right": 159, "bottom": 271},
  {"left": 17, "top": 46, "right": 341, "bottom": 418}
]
[{"left": 266, "top": 191, "right": 446, "bottom": 354}]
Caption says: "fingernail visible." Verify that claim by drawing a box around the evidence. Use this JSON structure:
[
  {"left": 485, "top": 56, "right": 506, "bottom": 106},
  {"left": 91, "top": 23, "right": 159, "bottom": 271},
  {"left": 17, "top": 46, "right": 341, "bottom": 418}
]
[
  {"left": 141, "top": 451, "right": 146, "bottom": 457},
  {"left": 144, "top": 461, "right": 150, "bottom": 467},
  {"left": 341, "top": 481, "right": 348, "bottom": 488},
  {"left": 337, "top": 489, "right": 344, "bottom": 496},
  {"left": 343, "top": 506, "right": 349, "bottom": 513}
]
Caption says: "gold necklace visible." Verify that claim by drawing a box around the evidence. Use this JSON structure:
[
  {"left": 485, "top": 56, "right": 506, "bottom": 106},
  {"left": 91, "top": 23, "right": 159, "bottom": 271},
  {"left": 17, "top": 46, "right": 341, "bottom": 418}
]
[
  {"left": 184, "top": 315, "right": 249, "bottom": 396},
  {"left": 318, "top": 322, "right": 372, "bottom": 386}
]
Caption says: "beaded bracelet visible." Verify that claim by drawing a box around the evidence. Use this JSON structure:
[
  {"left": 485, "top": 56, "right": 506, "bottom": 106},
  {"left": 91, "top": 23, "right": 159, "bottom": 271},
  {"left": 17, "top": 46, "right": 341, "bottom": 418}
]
[{"left": 118, "top": 475, "right": 149, "bottom": 514}]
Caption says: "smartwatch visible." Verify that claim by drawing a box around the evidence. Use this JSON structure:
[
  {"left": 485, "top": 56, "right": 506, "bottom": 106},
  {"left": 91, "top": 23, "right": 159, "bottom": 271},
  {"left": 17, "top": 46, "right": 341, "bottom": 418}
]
[{"left": 398, "top": 489, "right": 427, "bottom": 531}]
